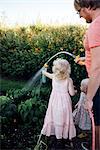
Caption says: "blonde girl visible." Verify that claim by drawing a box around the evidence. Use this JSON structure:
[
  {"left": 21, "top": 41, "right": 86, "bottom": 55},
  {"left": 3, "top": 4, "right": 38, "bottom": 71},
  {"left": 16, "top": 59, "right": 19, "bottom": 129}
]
[{"left": 41, "top": 58, "right": 76, "bottom": 149}]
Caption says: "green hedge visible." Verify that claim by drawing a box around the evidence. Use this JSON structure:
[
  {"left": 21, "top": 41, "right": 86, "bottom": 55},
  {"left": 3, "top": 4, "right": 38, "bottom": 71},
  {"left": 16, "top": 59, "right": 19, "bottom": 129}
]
[{"left": 0, "top": 25, "right": 87, "bottom": 82}]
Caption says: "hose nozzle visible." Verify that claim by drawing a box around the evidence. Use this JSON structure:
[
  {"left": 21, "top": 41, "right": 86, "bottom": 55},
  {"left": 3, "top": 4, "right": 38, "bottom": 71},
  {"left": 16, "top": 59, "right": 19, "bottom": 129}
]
[{"left": 43, "top": 63, "right": 48, "bottom": 68}]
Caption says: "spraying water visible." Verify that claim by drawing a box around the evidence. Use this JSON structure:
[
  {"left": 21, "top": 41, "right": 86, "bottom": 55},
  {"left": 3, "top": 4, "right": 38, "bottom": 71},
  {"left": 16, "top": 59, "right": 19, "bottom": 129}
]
[{"left": 23, "top": 68, "right": 43, "bottom": 90}]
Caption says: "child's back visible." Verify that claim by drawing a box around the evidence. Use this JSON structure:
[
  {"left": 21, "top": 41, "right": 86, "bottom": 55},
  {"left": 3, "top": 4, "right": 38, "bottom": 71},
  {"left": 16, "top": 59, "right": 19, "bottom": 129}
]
[{"left": 41, "top": 76, "right": 76, "bottom": 139}]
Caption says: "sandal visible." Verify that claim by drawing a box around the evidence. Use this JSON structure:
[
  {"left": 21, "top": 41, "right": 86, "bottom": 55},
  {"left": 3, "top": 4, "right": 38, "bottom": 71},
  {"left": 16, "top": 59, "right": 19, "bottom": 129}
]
[{"left": 77, "top": 133, "right": 88, "bottom": 138}]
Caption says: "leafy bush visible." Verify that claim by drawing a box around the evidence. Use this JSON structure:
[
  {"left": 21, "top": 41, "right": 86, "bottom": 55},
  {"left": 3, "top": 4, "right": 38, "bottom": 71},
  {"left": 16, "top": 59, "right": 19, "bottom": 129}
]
[
  {"left": 0, "top": 25, "right": 87, "bottom": 81},
  {"left": 18, "top": 97, "right": 47, "bottom": 127},
  {"left": 0, "top": 96, "right": 17, "bottom": 123}
]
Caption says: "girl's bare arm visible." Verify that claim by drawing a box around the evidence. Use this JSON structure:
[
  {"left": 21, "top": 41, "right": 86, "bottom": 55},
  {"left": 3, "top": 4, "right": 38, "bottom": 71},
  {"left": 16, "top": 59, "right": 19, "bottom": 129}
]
[
  {"left": 68, "top": 78, "right": 75, "bottom": 96},
  {"left": 42, "top": 70, "right": 53, "bottom": 79}
]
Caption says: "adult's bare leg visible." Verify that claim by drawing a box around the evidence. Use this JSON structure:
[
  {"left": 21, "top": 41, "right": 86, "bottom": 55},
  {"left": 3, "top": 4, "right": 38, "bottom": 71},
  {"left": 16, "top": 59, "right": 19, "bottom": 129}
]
[{"left": 95, "top": 126, "right": 100, "bottom": 150}]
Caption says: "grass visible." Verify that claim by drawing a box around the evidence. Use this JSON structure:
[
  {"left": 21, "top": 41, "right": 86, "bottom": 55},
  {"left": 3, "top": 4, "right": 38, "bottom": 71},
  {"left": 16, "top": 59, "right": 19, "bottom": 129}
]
[{"left": 0, "top": 78, "right": 26, "bottom": 92}]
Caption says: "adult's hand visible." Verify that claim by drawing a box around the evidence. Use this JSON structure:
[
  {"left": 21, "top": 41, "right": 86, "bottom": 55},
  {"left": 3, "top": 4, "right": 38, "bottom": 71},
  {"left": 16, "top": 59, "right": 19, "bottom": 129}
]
[
  {"left": 84, "top": 99, "right": 93, "bottom": 112},
  {"left": 74, "top": 56, "right": 85, "bottom": 66}
]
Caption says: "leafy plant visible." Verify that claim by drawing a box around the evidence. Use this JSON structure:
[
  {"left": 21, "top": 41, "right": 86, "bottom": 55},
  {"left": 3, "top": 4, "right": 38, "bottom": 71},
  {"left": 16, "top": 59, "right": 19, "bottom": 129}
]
[{"left": 0, "top": 96, "right": 17, "bottom": 123}]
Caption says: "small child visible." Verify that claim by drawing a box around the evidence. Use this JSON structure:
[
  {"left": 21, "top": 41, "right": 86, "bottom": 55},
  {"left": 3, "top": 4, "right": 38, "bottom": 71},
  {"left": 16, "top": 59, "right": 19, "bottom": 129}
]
[
  {"left": 41, "top": 58, "right": 76, "bottom": 148},
  {"left": 73, "top": 78, "right": 91, "bottom": 131}
]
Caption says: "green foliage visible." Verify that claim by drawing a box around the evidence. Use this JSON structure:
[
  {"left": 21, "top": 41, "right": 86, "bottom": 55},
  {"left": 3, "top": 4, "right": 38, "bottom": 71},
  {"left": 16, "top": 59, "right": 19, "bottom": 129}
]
[
  {"left": 0, "top": 25, "right": 87, "bottom": 81},
  {"left": 17, "top": 85, "right": 49, "bottom": 127},
  {"left": 0, "top": 78, "right": 25, "bottom": 92},
  {"left": 18, "top": 96, "right": 47, "bottom": 126},
  {"left": 0, "top": 96, "right": 17, "bottom": 123},
  {"left": 0, "top": 28, "right": 39, "bottom": 79},
  {"left": 18, "top": 98, "right": 33, "bottom": 123},
  {"left": 0, "top": 83, "right": 50, "bottom": 127},
  {"left": 6, "top": 88, "right": 32, "bottom": 105},
  {"left": 0, "top": 96, "right": 10, "bottom": 108}
]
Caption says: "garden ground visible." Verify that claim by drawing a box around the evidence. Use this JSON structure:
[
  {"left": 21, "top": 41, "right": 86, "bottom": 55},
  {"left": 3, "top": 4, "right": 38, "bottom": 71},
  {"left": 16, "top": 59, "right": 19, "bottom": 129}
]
[{"left": 1, "top": 124, "right": 92, "bottom": 150}]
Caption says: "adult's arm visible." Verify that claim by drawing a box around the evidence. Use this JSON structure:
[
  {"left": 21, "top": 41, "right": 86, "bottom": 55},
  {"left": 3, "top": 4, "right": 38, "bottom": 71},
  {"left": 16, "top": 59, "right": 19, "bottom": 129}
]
[{"left": 87, "top": 46, "right": 100, "bottom": 103}]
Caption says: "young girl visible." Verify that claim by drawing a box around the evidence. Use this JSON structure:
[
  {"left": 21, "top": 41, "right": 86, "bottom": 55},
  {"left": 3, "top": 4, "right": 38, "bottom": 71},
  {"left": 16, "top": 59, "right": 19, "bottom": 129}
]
[
  {"left": 41, "top": 58, "right": 76, "bottom": 148},
  {"left": 73, "top": 78, "right": 91, "bottom": 131}
]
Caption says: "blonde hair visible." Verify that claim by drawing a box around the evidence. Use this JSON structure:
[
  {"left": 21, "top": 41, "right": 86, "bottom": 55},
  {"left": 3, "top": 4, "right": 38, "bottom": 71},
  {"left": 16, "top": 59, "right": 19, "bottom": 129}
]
[{"left": 52, "top": 58, "right": 71, "bottom": 80}]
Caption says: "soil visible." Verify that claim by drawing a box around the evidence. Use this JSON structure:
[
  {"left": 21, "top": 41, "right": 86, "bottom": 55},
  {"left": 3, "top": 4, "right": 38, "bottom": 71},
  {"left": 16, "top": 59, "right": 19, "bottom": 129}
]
[{"left": 1, "top": 125, "right": 92, "bottom": 150}]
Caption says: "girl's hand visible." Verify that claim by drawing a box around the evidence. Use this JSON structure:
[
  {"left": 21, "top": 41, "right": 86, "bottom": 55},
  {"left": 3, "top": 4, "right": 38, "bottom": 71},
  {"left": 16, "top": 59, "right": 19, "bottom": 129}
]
[
  {"left": 42, "top": 70, "right": 45, "bottom": 74},
  {"left": 42, "top": 68, "right": 47, "bottom": 75}
]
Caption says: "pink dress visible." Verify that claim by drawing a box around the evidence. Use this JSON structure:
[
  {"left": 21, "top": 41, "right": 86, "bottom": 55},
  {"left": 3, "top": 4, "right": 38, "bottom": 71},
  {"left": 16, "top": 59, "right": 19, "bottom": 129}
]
[{"left": 41, "top": 77, "right": 76, "bottom": 139}]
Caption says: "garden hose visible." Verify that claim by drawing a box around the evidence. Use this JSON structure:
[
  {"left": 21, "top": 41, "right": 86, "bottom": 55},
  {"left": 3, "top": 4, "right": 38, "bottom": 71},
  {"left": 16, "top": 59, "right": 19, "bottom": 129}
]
[
  {"left": 81, "top": 110, "right": 95, "bottom": 150},
  {"left": 34, "top": 134, "right": 47, "bottom": 150},
  {"left": 89, "top": 110, "right": 95, "bottom": 150}
]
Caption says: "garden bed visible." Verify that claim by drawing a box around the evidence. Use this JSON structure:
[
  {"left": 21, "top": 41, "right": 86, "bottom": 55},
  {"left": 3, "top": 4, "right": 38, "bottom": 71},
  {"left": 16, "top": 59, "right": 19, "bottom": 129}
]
[{"left": 1, "top": 124, "right": 92, "bottom": 150}]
